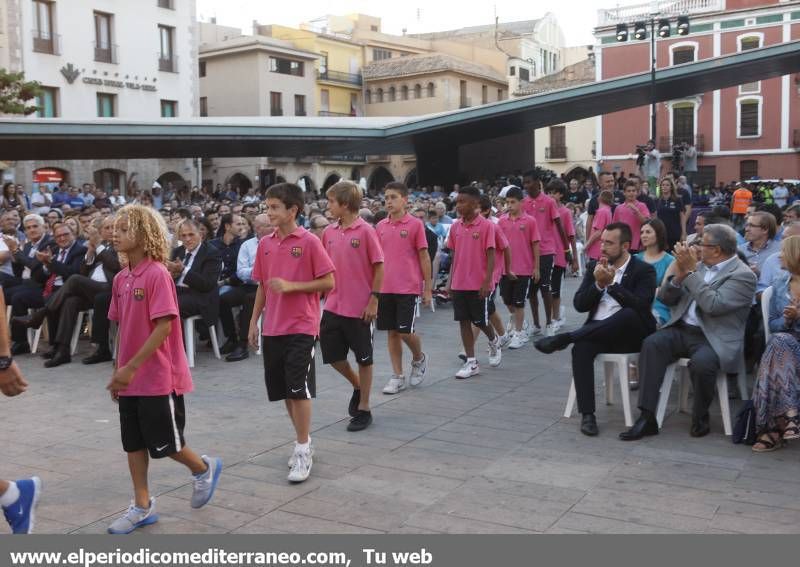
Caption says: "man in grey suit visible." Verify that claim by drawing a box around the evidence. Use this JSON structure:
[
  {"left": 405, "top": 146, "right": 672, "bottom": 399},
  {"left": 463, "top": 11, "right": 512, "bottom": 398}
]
[{"left": 619, "top": 224, "right": 757, "bottom": 440}]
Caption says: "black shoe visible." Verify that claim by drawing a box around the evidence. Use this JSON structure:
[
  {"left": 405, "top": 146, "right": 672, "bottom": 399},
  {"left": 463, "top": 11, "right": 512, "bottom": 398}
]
[
  {"left": 10, "top": 342, "right": 30, "bottom": 355},
  {"left": 224, "top": 345, "right": 249, "bottom": 362},
  {"left": 347, "top": 410, "right": 373, "bottom": 432},
  {"left": 220, "top": 338, "right": 238, "bottom": 355},
  {"left": 12, "top": 308, "right": 47, "bottom": 329},
  {"left": 82, "top": 349, "right": 112, "bottom": 365},
  {"left": 619, "top": 413, "right": 660, "bottom": 441},
  {"left": 40, "top": 347, "right": 57, "bottom": 360},
  {"left": 348, "top": 389, "right": 361, "bottom": 418},
  {"left": 533, "top": 333, "right": 572, "bottom": 354},
  {"left": 44, "top": 351, "right": 71, "bottom": 368},
  {"left": 580, "top": 413, "right": 599, "bottom": 436},
  {"left": 690, "top": 414, "right": 711, "bottom": 438}
]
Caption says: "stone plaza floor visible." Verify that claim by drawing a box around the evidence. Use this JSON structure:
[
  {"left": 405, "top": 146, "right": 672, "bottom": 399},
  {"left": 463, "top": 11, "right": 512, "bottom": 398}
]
[{"left": 3, "top": 276, "right": 800, "bottom": 534}]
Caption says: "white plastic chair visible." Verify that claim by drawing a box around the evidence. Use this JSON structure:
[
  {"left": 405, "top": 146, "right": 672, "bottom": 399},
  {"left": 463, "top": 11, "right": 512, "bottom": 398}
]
[
  {"left": 564, "top": 352, "right": 637, "bottom": 427},
  {"left": 69, "top": 310, "right": 93, "bottom": 356},
  {"left": 655, "top": 358, "right": 734, "bottom": 435},
  {"left": 29, "top": 309, "right": 47, "bottom": 354},
  {"left": 761, "top": 286, "right": 773, "bottom": 345},
  {"left": 183, "top": 315, "right": 221, "bottom": 368}
]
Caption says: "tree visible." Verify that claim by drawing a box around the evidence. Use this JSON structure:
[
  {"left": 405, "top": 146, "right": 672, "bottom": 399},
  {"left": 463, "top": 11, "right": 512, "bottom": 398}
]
[{"left": 0, "top": 69, "right": 42, "bottom": 115}]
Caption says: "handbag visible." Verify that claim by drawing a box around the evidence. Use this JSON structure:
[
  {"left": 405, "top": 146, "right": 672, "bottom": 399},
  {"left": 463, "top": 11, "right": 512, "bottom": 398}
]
[{"left": 732, "top": 400, "right": 756, "bottom": 445}]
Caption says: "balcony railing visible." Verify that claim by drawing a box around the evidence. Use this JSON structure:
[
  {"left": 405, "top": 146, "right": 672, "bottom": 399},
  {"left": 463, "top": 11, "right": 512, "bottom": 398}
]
[
  {"left": 545, "top": 146, "right": 567, "bottom": 160},
  {"left": 32, "top": 30, "right": 60, "bottom": 55},
  {"left": 317, "top": 70, "right": 362, "bottom": 86},
  {"left": 158, "top": 54, "right": 178, "bottom": 73},
  {"left": 318, "top": 110, "right": 353, "bottom": 117},
  {"left": 305, "top": 154, "right": 367, "bottom": 163},
  {"left": 94, "top": 42, "right": 118, "bottom": 64},
  {"left": 597, "top": 0, "right": 723, "bottom": 26},
  {"left": 658, "top": 134, "right": 705, "bottom": 153}
]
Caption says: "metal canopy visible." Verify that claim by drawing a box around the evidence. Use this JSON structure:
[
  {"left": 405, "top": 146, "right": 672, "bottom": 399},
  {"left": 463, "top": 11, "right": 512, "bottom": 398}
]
[{"left": 0, "top": 40, "right": 798, "bottom": 161}]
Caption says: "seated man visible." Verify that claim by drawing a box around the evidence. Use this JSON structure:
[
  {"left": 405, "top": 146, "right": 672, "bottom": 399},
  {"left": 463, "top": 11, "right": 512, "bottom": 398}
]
[
  {"left": 219, "top": 214, "right": 272, "bottom": 362},
  {"left": 4, "top": 214, "right": 51, "bottom": 300},
  {"left": 620, "top": 224, "right": 757, "bottom": 440},
  {"left": 534, "top": 223, "right": 657, "bottom": 436},
  {"left": 15, "top": 216, "right": 120, "bottom": 367},
  {"left": 167, "top": 219, "right": 221, "bottom": 336}
]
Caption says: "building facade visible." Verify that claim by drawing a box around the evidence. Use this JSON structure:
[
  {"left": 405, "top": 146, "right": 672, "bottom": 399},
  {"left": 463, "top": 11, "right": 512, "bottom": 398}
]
[
  {"left": 595, "top": 0, "right": 800, "bottom": 184},
  {"left": 2, "top": 0, "right": 199, "bottom": 193}
]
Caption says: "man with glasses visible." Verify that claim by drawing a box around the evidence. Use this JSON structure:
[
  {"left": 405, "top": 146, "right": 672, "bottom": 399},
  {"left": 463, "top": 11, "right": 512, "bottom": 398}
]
[
  {"left": 619, "top": 224, "right": 756, "bottom": 440},
  {"left": 739, "top": 211, "right": 781, "bottom": 277}
]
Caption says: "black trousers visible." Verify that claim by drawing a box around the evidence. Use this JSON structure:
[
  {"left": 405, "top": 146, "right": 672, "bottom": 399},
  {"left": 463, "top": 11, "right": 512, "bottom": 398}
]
[
  {"left": 570, "top": 308, "right": 649, "bottom": 415},
  {"left": 44, "top": 275, "right": 110, "bottom": 349},
  {"left": 7, "top": 281, "right": 49, "bottom": 344},
  {"left": 637, "top": 323, "right": 720, "bottom": 419},
  {"left": 218, "top": 284, "right": 258, "bottom": 343},
  {"left": 91, "top": 291, "right": 113, "bottom": 351}
]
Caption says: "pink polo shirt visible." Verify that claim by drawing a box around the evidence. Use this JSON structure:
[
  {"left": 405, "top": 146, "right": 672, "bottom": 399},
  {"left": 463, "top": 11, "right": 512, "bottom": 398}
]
[
  {"left": 586, "top": 205, "right": 613, "bottom": 260},
  {"left": 492, "top": 223, "right": 509, "bottom": 286},
  {"left": 252, "top": 226, "right": 335, "bottom": 337},
  {"left": 108, "top": 258, "right": 193, "bottom": 397},
  {"left": 554, "top": 205, "right": 576, "bottom": 269},
  {"left": 446, "top": 214, "right": 496, "bottom": 291},
  {"left": 498, "top": 212, "right": 540, "bottom": 276},
  {"left": 322, "top": 217, "right": 384, "bottom": 319},
  {"left": 522, "top": 193, "right": 560, "bottom": 256},
  {"left": 612, "top": 200, "right": 651, "bottom": 251},
  {"left": 377, "top": 213, "right": 427, "bottom": 295}
]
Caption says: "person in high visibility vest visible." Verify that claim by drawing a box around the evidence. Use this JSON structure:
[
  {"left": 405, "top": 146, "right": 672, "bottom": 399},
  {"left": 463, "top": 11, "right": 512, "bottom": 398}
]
[{"left": 732, "top": 183, "right": 753, "bottom": 230}]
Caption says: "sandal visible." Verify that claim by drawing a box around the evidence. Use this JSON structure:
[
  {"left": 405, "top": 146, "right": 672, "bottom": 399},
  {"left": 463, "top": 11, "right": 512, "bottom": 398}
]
[
  {"left": 752, "top": 432, "right": 784, "bottom": 453},
  {"left": 783, "top": 415, "right": 800, "bottom": 440}
]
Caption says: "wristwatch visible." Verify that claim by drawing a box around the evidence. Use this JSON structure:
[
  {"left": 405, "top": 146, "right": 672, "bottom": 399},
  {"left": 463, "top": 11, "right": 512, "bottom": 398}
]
[{"left": 0, "top": 356, "right": 13, "bottom": 371}]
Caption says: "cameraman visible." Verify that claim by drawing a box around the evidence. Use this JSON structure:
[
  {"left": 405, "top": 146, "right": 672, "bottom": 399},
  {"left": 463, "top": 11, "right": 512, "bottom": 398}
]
[
  {"left": 682, "top": 141, "right": 698, "bottom": 187},
  {"left": 638, "top": 140, "right": 661, "bottom": 193}
]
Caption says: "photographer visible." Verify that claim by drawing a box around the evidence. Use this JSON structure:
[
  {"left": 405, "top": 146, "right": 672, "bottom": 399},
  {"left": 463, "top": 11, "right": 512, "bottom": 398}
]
[
  {"left": 637, "top": 140, "right": 661, "bottom": 192},
  {"left": 682, "top": 141, "right": 698, "bottom": 187}
]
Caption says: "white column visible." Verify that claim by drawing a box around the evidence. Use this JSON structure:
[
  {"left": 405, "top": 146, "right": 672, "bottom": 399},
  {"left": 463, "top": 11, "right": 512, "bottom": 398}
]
[
  {"left": 781, "top": 18, "right": 791, "bottom": 149},
  {"left": 712, "top": 24, "right": 721, "bottom": 153},
  {"left": 595, "top": 46, "right": 603, "bottom": 164}
]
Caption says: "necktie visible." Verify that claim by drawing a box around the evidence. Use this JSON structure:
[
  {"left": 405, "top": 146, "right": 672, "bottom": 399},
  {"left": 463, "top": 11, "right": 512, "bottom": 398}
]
[{"left": 43, "top": 249, "right": 66, "bottom": 298}]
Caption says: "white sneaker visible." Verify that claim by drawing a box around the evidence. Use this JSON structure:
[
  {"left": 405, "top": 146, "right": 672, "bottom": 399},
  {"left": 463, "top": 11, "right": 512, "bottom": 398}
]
[
  {"left": 488, "top": 338, "right": 502, "bottom": 367},
  {"left": 545, "top": 323, "right": 557, "bottom": 337},
  {"left": 107, "top": 498, "right": 158, "bottom": 534},
  {"left": 552, "top": 319, "right": 563, "bottom": 331},
  {"left": 410, "top": 353, "right": 427, "bottom": 386},
  {"left": 498, "top": 332, "right": 512, "bottom": 349},
  {"left": 382, "top": 375, "right": 406, "bottom": 394},
  {"left": 288, "top": 440, "right": 314, "bottom": 468},
  {"left": 509, "top": 332, "right": 527, "bottom": 349},
  {"left": 455, "top": 360, "right": 479, "bottom": 379},
  {"left": 530, "top": 325, "right": 542, "bottom": 337},
  {"left": 287, "top": 449, "right": 312, "bottom": 483}
]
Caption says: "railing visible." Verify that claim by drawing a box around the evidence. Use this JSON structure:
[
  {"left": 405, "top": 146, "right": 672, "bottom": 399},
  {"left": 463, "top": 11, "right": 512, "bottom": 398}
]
[
  {"left": 32, "top": 30, "right": 59, "bottom": 55},
  {"left": 597, "top": 0, "right": 723, "bottom": 26},
  {"left": 317, "top": 70, "right": 362, "bottom": 86},
  {"left": 367, "top": 155, "right": 391, "bottom": 163},
  {"left": 94, "top": 42, "right": 118, "bottom": 64},
  {"left": 158, "top": 54, "right": 178, "bottom": 72},
  {"left": 305, "top": 154, "right": 366, "bottom": 163},
  {"left": 793, "top": 129, "right": 800, "bottom": 149},
  {"left": 318, "top": 110, "right": 353, "bottom": 117},
  {"left": 545, "top": 146, "right": 567, "bottom": 160},
  {"left": 658, "top": 134, "right": 705, "bottom": 152}
]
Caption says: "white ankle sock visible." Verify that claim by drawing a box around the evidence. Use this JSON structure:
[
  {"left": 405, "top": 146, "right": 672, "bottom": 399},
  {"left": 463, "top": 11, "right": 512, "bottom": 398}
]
[
  {"left": 0, "top": 482, "right": 20, "bottom": 508},
  {"left": 296, "top": 441, "right": 310, "bottom": 454}
]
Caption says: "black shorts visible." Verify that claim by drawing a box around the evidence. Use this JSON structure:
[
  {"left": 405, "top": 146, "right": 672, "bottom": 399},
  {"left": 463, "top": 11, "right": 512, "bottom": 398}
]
[
  {"left": 320, "top": 310, "right": 374, "bottom": 366},
  {"left": 530, "top": 254, "right": 555, "bottom": 295},
  {"left": 263, "top": 334, "right": 316, "bottom": 401},
  {"left": 119, "top": 393, "right": 186, "bottom": 459},
  {"left": 551, "top": 266, "right": 565, "bottom": 299},
  {"left": 376, "top": 293, "right": 418, "bottom": 333},
  {"left": 499, "top": 276, "right": 532, "bottom": 308},
  {"left": 452, "top": 290, "right": 495, "bottom": 327}
]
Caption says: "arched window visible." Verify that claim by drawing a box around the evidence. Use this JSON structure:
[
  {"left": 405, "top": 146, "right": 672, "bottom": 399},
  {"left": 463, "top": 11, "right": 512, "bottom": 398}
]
[
  {"left": 365, "top": 89, "right": 372, "bottom": 104},
  {"left": 401, "top": 85, "right": 409, "bottom": 100},
  {"left": 414, "top": 84, "right": 421, "bottom": 99},
  {"left": 427, "top": 82, "right": 435, "bottom": 97},
  {"left": 669, "top": 42, "right": 697, "bottom": 66},
  {"left": 376, "top": 88, "right": 384, "bottom": 103},
  {"left": 388, "top": 86, "right": 396, "bottom": 101}
]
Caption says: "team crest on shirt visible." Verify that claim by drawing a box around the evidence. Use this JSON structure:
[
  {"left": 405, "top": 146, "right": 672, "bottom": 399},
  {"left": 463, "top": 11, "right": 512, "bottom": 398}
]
[
  {"left": 400, "top": 230, "right": 409, "bottom": 238},
  {"left": 133, "top": 288, "right": 145, "bottom": 301},
  {"left": 519, "top": 224, "right": 526, "bottom": 231},
  {"left": 290, "top": 247, "right": 303, "bottom": 258},
  {"left": 538, "top": 207, "right": 545, "bottom": 213},
  {"left": 350, "top": 238, "right": 361, "bottom": 248},
  {"left": 472, "top": 231, "right": 480, "bottom": 239}
]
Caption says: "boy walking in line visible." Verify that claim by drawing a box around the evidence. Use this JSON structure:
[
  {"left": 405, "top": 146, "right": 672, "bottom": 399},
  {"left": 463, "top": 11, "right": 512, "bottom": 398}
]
[
  {"left": 321, "top": 181, "right": 384, "bottom": 432},
  {"left": 106, "top": 205, "right": 222, "bottom": 534},
  {"left": 376, "top": 182, "right": 432, "bottom": 395},
  {"left": 546, "top": 180, "right": 580, "bottom": 330},
  {"left": 248, "top": 184, "right": 335, "bottom": 483},
  {"left": 448, "top": 186, "right": 500, "bottom": 378},
  {"left": 498, "top": 186, "right": 540, "bottom": 349}
]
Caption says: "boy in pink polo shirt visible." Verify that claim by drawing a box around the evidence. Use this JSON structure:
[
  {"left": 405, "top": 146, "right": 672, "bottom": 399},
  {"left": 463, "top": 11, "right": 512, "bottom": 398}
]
[
  {"left": 585, "top": 190, "right": 614, "bottom": 262},
  {"left": 447, "top": 186, "right": 500, "bottom": 378},
  {"left": 612, "top": 179, "right": 651, "bottom": 254},
  {"left": 248, "top": 183, "right": 335, "bottom": 483},
  {"left": 106, "top": 205, "right": 222, "bottom": 535},
  {"left": 376, "top": 181, "right": 432, "bottom": 395},
  {"left": 498, "top": 186, "right": 540, "bottom": 348},
  {"left": 546, "top": 179, "right": 579, "bottom": 331},
  {"left": 321, "top": 181, "right": 384, "bottom": 432}
]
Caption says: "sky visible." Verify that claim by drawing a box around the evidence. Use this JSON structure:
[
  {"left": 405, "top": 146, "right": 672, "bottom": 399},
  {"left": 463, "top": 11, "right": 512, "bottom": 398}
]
[{"left": 196, "top": 0, "right": 636, "bottom": 47}]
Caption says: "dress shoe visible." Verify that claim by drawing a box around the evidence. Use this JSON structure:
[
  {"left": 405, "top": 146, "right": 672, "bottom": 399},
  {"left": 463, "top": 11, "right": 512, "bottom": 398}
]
[
  {"left": 690, "top": 414, "right": 711, "bottom": 438},
  {"left": 40, "top": 347, "right": 57, "bottom": 360},
  {"left": 224, "top": 345, "right": 249, "bottom": 362},
  {"left": 10, "top": 342, "right": 31, "bottom": 355},
  {"left": 82, "top": 349, "right": 113, "bottom": 365},
  {"left": 220, "top": 338, "right": 238, "bottom": 355},
  {"left": 44, "top": 351, "right": 71, "bottom": 368},
  {"left": 533, "top": 333, "right": 572, "bottom": 354},
  {"left": 12, "top": 308, "right": 46, "bottom": 329},
  {"left": 580, "top": 413, "right": 599, "bottom": 436},
  {"left": 619, "top": 414, "right": 659, "bottom": 441}
]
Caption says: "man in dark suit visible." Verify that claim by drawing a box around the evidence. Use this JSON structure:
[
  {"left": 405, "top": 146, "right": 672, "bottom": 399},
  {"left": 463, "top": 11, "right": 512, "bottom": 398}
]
[
  {"left": 168, "top": 219, "right": 221, "bottom": 334},
  {"left": 15, "top": 216, "right": 120, "bottom": 367},
  {"left": 3, "top": 214, "right": 51, "bottom": 295},
  {"left": 534, "top": 222, "right": 657, "bottom": 436}
]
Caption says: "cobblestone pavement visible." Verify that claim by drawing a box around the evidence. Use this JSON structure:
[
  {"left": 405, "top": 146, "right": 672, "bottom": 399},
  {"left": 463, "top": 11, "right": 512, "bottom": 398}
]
[{"left": 2, "top": 276, "right": 799, "bottom": 534}]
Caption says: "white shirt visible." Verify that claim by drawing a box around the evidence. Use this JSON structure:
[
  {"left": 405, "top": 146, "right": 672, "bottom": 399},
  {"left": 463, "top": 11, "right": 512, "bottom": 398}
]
[
  {"left": 21, "top": 236, "right": 45, "bottom": 280},
  {"left": 87, "top": 243, "right": 107, "bottom": 283},
  {"left": 0, "top": 238, "right": 12, "bottom": 276},
  {"left": 236, "top": 237, "right": 258, "bottom": 284},
  {"left": 176, "top": 245, "right": 199, "bottom": 287},
  {"left": 680, "top": 255, "right": 739, "bottom": 327},
  {"left": 48, "top": 244, "right": 73, "bottom": 287},
  {"left": 592, "top": 255, "right": 632, "bottom": 321},
  {"left": 773, "top": 185, "right": 789, "bottom": 208}
]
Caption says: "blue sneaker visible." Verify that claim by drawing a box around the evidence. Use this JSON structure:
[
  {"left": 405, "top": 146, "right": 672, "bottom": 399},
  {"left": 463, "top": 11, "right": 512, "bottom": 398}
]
[
  {"left": 3, "top": 477, "right": 42, "bottom": 534},
  {"left": 190, "top": 455, "right": 222, "bottom": 509},
  {"left": 107, "top": 498, "right": 158, "bottom": 534}
]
